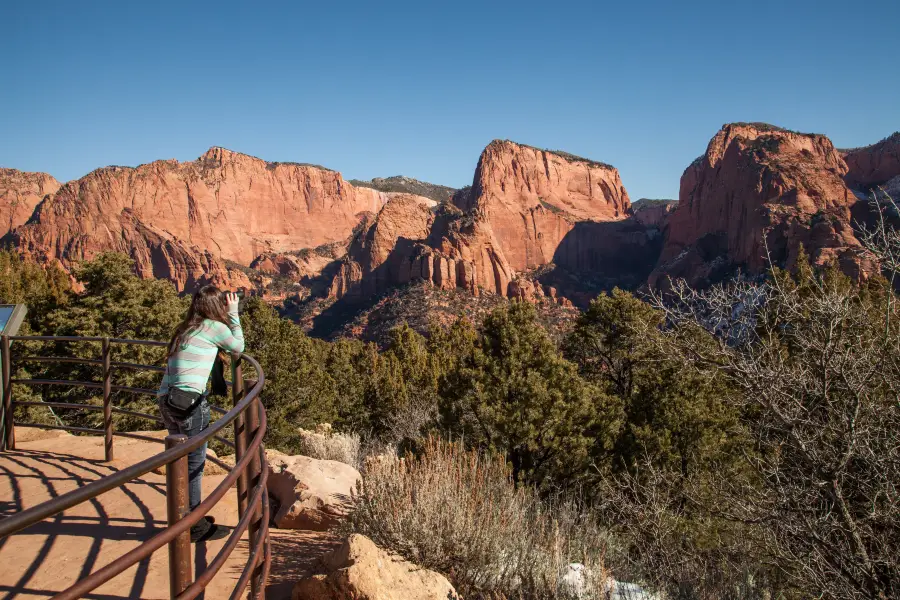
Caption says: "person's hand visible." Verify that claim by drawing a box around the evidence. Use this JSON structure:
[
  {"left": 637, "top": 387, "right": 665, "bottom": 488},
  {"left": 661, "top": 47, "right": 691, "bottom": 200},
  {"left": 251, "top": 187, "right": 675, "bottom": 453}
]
[{"left": 225, "top": 292, "right": 240, "bottom": 313}]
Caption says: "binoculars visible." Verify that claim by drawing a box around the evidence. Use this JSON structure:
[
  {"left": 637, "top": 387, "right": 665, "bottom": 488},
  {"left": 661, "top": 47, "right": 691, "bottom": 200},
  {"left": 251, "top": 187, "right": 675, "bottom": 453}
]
[{"left": 222, "top": 289, "right": 247, "bottom": 313}]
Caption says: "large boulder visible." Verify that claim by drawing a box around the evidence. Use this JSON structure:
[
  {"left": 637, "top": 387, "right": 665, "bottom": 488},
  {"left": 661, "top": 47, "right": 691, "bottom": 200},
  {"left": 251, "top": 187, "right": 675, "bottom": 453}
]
[
  {"left": 292, "top": 534, "right": 458, "bottom": 600},
  {"left": 267, "top": 450, "right": 361, "bottom": 530}
]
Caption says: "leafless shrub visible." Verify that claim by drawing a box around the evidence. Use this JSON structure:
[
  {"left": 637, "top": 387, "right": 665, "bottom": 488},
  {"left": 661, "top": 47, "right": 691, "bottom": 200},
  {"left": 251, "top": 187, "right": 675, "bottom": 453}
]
[
  {"left": 858, "top": 188, "right": 900, "bottom": 295},
  {"left": 595, "top": 456, "right": 781, "bottom": 600},
  {"left": 349, "top": 436, "right": 611, "bottom": 599},
  {"left": 296, "top": 423, "right": 361, "bottom": 467},
  {"left": 381, "top": 388, "right": 438, "bottom": 446},
  {"left": 644, "top": 192, "right": 900, "bottom": 599}
]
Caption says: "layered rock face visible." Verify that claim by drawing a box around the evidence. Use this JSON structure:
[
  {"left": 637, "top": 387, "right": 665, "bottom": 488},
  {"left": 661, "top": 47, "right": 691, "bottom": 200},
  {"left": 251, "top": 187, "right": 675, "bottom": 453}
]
[
  {"left": 324, "top": 141, "right": 658, "bottom": 305},
  {"left": 0, "top": 169, "right": 60, "bottom": 238},
  {"left": 842, "top": 132, "right": 900, "bottom": 189},
  {"left": 9, "top": 147, "right": 392, "bottom": 291},
  {"left": 631, "top": 199, "right": 677, "bottom": 229},
  {"left": 650, "top": 123, "right": 872, "bottom": 289},
  {"left": 458, "top": 140, "right": 631, "bottom": 272},
  {"left": 325, "top": 195, "right": 510, "bottom": 300}
]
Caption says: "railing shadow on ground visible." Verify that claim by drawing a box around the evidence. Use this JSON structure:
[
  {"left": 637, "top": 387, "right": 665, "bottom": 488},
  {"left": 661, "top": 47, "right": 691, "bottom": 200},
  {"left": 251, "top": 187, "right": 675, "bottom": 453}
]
[
  {"left": 0, "top": 448, "right": 157, "bottom": 599},
  {"left": 0, "top": 335, "right": 270, "bottom": 600}
]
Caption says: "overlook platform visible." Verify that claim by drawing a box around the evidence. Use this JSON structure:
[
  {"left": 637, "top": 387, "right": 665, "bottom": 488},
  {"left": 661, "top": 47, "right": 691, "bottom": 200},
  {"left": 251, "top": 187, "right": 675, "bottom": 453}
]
[{"left": 0, "top": 428, "right": 340, "bottom": 600}]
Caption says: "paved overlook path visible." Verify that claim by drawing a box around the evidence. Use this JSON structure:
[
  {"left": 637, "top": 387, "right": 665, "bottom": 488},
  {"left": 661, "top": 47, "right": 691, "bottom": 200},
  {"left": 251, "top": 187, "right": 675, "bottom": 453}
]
[{"left": 0, "top": 428, "right": 341, "bottom": 600}]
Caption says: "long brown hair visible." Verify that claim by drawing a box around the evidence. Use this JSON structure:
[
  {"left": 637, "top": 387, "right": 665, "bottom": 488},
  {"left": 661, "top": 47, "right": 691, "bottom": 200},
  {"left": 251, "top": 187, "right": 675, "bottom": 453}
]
[{"left": 167, "top": 285, "right": 231, "bottom": 356}]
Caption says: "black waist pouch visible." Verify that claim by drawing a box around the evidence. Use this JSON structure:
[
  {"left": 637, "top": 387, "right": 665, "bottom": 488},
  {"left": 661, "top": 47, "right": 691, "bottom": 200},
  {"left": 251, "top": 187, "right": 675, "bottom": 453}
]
[
  {"left": 211, "top": 353, "right": 228, "bottom": 397},
  {"left": 165, "top": 387, "right": 203, "bottom": 418}
]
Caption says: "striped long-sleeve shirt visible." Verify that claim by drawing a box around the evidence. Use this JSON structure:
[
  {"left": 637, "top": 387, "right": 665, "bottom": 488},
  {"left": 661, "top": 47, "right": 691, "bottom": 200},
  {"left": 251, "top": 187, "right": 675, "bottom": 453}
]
[{"left": 158, "top": 312, "right": 245, "bottom": 397}]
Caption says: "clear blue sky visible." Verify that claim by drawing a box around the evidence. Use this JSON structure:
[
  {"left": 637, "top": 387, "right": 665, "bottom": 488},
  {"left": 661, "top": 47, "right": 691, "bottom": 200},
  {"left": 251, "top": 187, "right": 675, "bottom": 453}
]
[{"left": 2, "top": 0, "right": 898, "bottom": 201}]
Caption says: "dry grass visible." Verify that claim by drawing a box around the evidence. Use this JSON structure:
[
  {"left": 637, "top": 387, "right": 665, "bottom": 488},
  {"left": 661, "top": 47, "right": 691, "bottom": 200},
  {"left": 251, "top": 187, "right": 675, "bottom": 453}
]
[
  {"left": 349, "top": 437, "right": 610, "bottom": 599},
  {"left": 296, "top": 423, "right": 361, "bottom": 467}
]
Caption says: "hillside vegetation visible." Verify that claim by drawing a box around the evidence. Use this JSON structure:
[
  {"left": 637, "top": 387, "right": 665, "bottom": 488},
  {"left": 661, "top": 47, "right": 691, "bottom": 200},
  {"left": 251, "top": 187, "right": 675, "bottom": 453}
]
[
  {"left": 2, "top": 198, "right": 898, "bottom": 600},
  {"left": 349, "top": 175, "right": 457, "bottom": 203}
]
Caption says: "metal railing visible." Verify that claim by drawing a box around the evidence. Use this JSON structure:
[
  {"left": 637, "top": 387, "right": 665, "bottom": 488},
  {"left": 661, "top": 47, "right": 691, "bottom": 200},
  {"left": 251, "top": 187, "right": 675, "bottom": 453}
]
[{"left": 0, "top": 335, "right": 270, "bottom": 599}]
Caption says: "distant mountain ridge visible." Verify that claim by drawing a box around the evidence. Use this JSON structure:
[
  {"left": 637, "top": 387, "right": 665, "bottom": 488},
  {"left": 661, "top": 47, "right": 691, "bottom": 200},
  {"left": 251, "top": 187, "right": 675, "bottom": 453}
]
[
  {"left": 1, "top": 125, "right": 898, "bottom": 340},
  {"left": 348, "top": 176, "right": 457, "bottom": 203}
]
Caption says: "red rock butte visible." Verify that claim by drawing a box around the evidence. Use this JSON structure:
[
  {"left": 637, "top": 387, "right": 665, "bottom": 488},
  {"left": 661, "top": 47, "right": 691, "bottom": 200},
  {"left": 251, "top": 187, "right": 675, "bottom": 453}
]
[{"left": 648, "top": 123, "right": 897, "bottom": 289}]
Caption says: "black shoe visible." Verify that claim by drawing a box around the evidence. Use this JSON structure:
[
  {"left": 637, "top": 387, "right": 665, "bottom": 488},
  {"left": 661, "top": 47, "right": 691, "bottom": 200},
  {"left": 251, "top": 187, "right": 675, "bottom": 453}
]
[{"left": 190, "top": 516, "right": 229, "bottom": 543}]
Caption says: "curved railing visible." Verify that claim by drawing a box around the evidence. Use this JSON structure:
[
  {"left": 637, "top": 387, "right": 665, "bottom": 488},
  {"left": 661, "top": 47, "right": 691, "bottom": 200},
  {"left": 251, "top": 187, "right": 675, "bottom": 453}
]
[{"left": 0, "top": 335, "right": 270, "bottom": 599}]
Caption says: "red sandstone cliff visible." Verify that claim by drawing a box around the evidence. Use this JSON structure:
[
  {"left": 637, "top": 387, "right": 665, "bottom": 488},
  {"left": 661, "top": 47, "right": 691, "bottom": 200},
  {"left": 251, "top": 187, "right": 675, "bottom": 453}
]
[
  {"left": 0, "top": 169, "right": 60, "bottom": 238},
  {"left": 324, "top": 196, "right": 515, "bottom": 301},
  {"left": 324, "top": 140, "right": 652, "bottom": 304},
  {"left": 842, "top": 132, "right": 900, "bottom": 189},
  {"left": 649, "top": 123, "right": 872, "bottom": 289},
  {"left": 9, "top": 148, "right": 394, "bottom": 291},
  {"left": 457, "top": 140, "right": 631, "bottom": 272}
]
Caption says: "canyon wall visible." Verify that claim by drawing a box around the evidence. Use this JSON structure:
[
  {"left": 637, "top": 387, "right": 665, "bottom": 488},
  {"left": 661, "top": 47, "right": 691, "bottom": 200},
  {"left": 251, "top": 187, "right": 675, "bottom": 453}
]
[
  {"left": 842, "top": 132, "right": 900, "bottom": 189},
  {"left": 650, "top": 123, "right": 873, "bottom": 289},
  {"left": 458, "top": 140, "right": 631, "bottom": 272},
  {"left": 7, "top": 148, "right": 394, "bottom": 291},
  {"left": 0, "top": 168, "right": 60, "bottom": 238}
]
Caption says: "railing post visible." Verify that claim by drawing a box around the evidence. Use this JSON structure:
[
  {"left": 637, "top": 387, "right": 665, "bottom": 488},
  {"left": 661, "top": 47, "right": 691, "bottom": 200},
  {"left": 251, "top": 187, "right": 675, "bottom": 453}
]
[
  {"left": 102, "top": 337, "right": 113, "bottom": 461},
  {"left": 1, "top": 335, "right": 14, "bottom": 451},
  {"left": 165, "top": 433, "right": 193, "bottom": 598},
  {"left": 232, "top": 354, "right": 249, "bottom": 518},
  {"left": 246, "top": 392, "right": 263, "bottom": 598}
]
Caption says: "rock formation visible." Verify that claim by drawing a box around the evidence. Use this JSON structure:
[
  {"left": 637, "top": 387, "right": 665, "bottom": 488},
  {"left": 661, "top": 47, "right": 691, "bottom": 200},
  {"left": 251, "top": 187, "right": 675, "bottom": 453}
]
[
  {"left": 0, "top": 168, "right": 60, "bottom": 238},
  {"left": 322, "top": 195, "right": 515, "bottom": 300},
  {"left": 458, "top": 140, "right": 631, "bottom": 272},
  {"left": 14, "top": 126, "right": 891, "bottom": 312},
  {"left": 292, "top": 534, "right": 458, "bottom": 600},
  {"left": 320, "top": 141, "right": 666, "bottom": 306},
  {"left": 251, "top": 242, "right": 347, "bottom": 281},
  {"left": 8, "top": 147, "right": 393, "bottom": 291},
  {"left": 842, "top": 132, "right": 900, "bottom": 189},
  {"left": 650, "top": 123, "right": 873, "bottom": 289},
  {"left": 330, "top": 141, "right": 646, "bottom": 302},
  {"left": 3, "top": 140, "right": 666, "bottom": 306},
  {"left": 266, "top": 450, "right": 361, "bottom": 531},
  {"left": 631, "top": 199, "right": 677, "bottom": 229}
]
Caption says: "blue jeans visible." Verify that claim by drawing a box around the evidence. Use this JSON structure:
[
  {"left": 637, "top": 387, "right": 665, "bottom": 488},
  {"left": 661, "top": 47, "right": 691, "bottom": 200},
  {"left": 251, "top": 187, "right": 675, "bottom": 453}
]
[{"left": 159, "top": 397, "right": 210, "bottom": 510}]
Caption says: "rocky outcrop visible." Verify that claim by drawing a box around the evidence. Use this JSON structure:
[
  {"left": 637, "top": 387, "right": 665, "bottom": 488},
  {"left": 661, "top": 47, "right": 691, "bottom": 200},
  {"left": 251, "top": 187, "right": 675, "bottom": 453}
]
[
  {"left": 292, "top": 534, "right": 458, "bottom": 600},
  {"left": 327, "top": 195, "right": 436, "bottom": 299},
  {"left": 842, "top": 132, "right": 900, "bottom": 189},
  {"left": 251, "top": 242, "right": 347, "bottom": 281},
  {"left": 9, "top": 147, "right": 391, "bottom": 291},
  {"left": 325, "top": 194, "right": 520, "bottom": 301},
  {"left": 458, "top": 140, "right": 631, "bottom": 273},
  {"left": 325, "top": 141, "right": 656, "bottom": 304},
  {"left": 266, "top": 450, "right": 361, "bottom": 531},
  {"left": 4, "top": 141, "right": 655, "bottom": 304},
  {"left": 0, "top": 168, "right": 60, "bottom": 238},
  {"left": 650, "top": 123, "right": 872, "bottom": 289}
]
